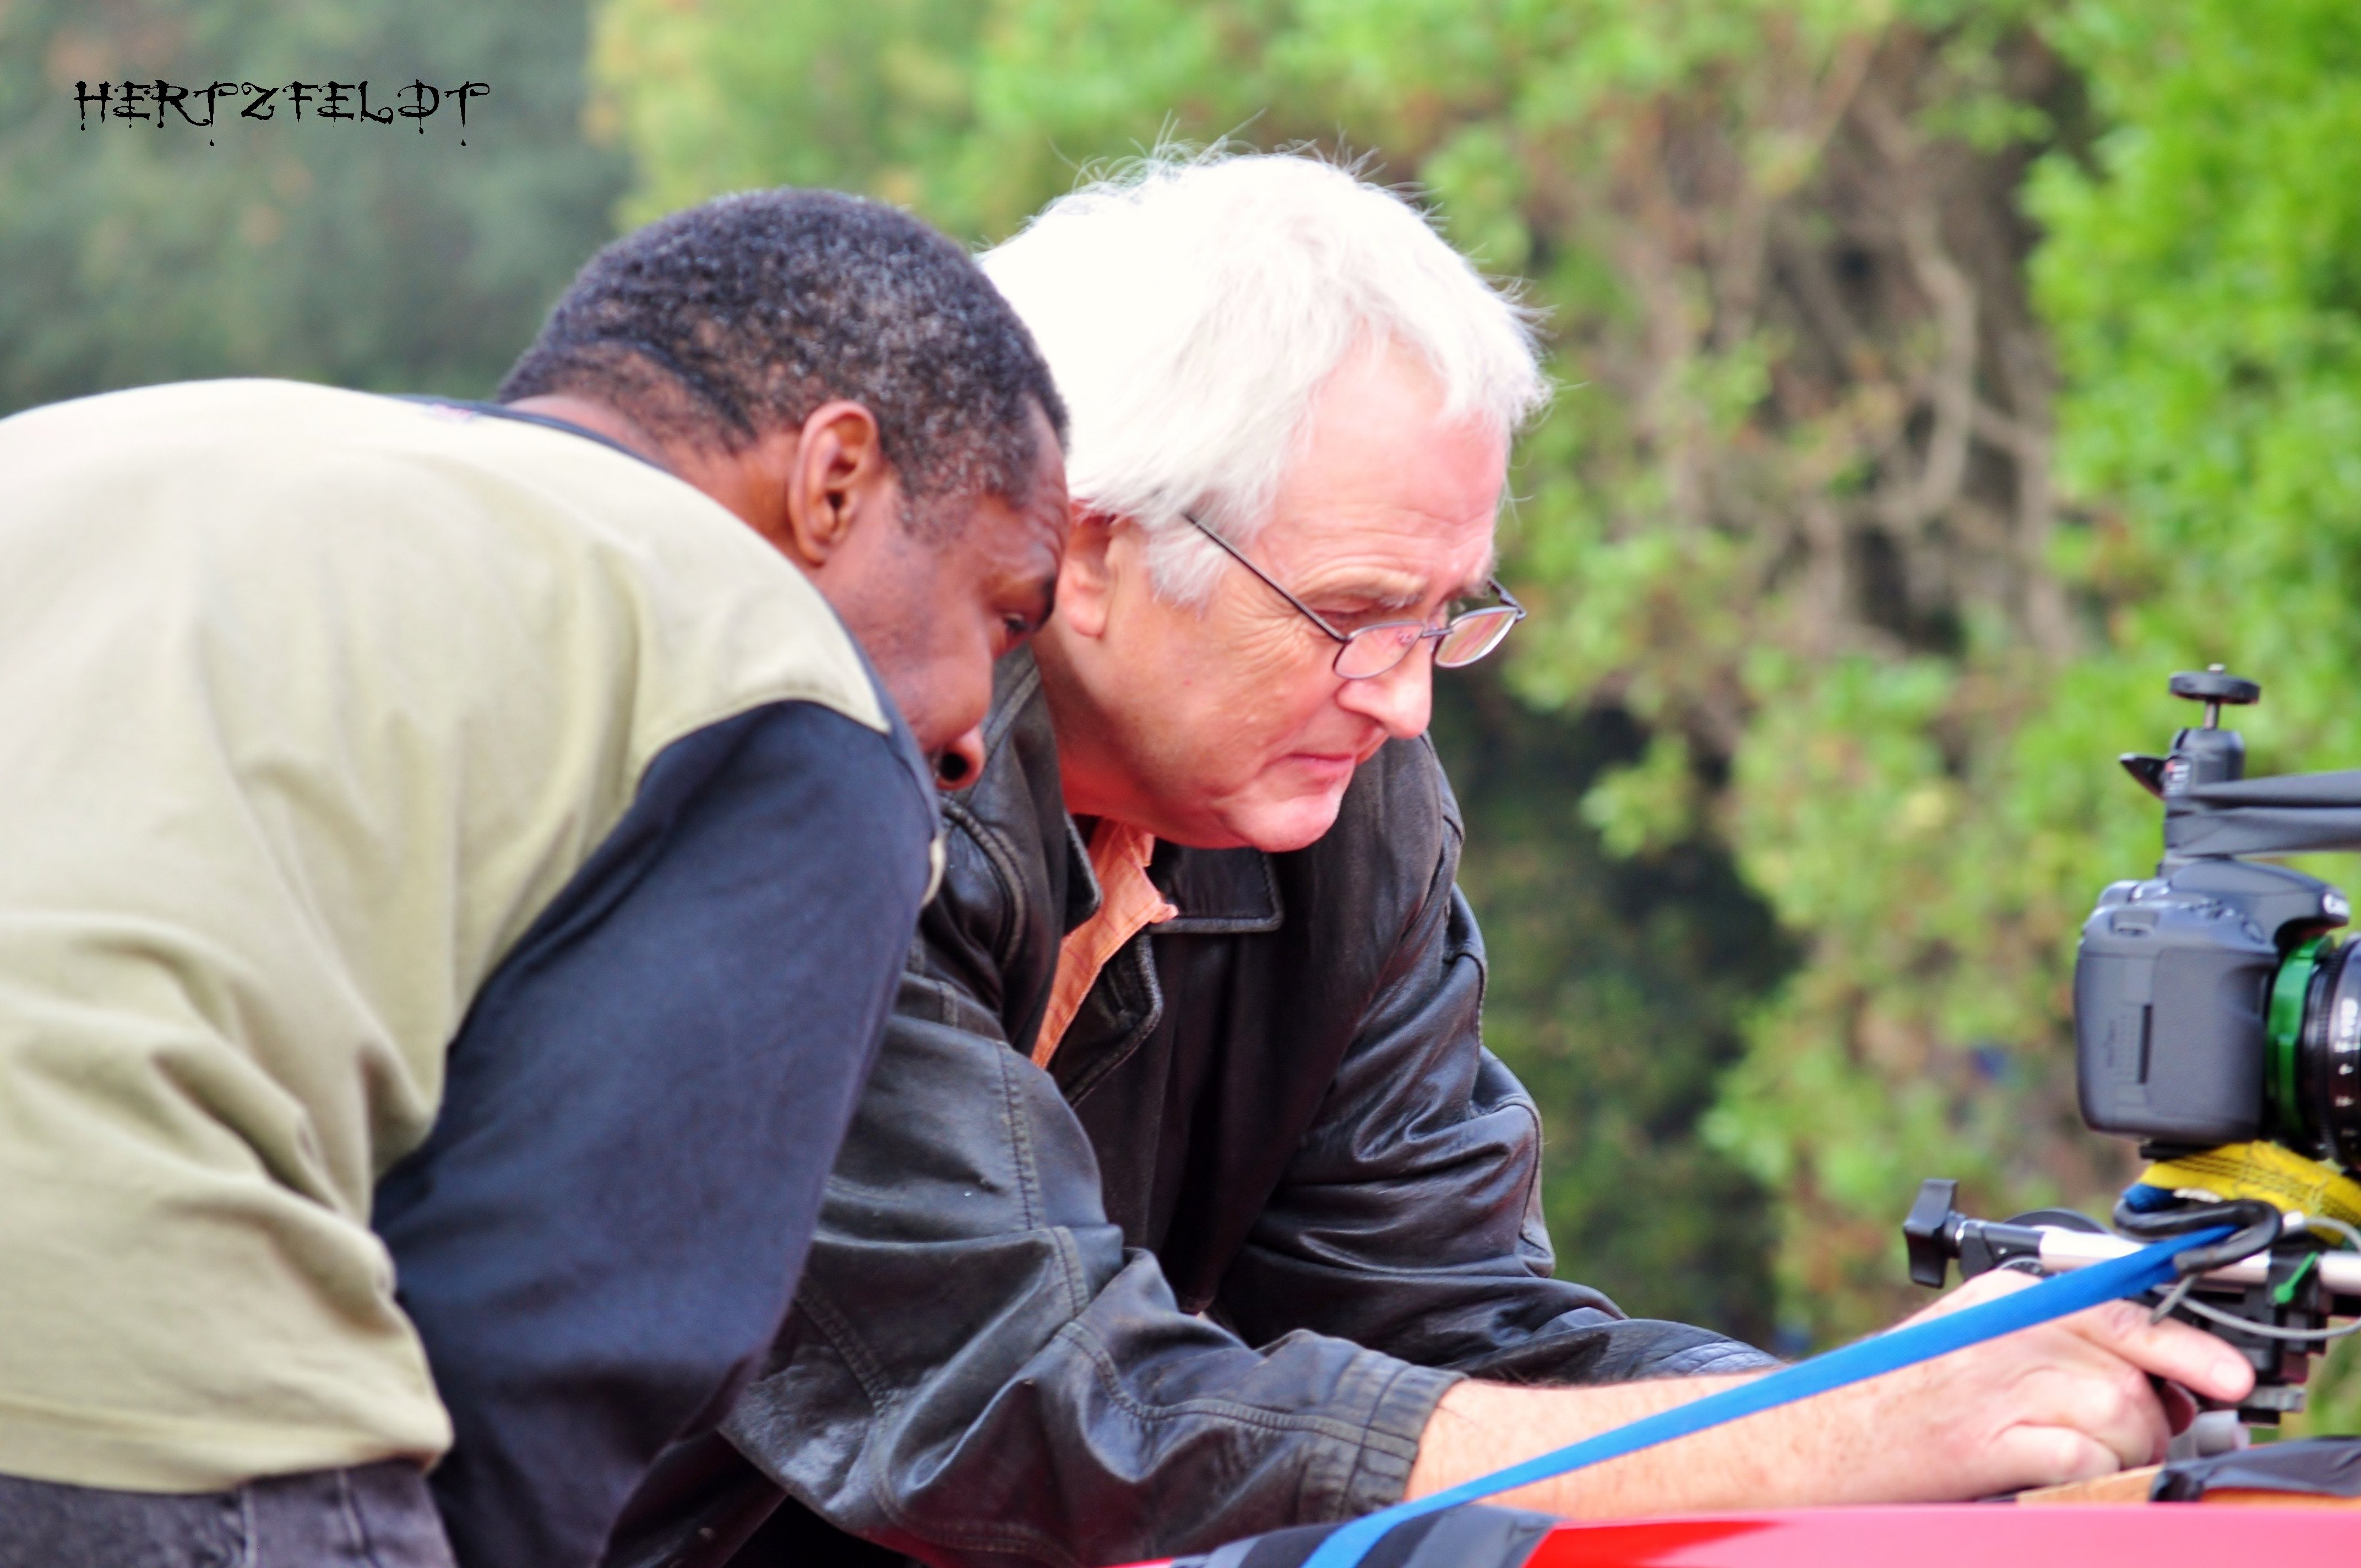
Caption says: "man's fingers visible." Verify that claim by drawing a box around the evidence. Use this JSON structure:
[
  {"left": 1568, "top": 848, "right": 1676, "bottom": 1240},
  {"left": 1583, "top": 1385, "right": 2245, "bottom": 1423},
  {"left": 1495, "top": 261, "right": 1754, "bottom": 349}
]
[
  {"left": 1938, "top": 1275, "right": 2254, "bottom": 1406},
  {"left": 1988, "top": 1424, "right": 2125, "bottom": 1493},
  {"left": 2068, "top": 1298, "right": 2255, "bottom": 1403},
  {"left": 2041, "top": 1358, "right": 2171, "bottom": 1470}
]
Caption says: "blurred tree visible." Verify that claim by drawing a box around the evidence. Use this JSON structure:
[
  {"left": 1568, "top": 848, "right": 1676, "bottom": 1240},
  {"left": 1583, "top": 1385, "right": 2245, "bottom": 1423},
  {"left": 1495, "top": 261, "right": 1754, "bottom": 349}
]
[
  {"left": 0, "top": 0, "right": 625, "bottom": 415},
  {"left": 592, "top": 0, "right": 985, "bottom": 227}
]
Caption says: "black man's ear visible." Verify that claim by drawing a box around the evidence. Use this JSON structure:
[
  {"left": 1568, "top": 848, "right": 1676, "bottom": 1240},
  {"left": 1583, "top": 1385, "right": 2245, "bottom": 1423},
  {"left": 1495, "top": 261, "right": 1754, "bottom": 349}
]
[{"left": 779, "top": 400, "right": 888, "bottom": 567}]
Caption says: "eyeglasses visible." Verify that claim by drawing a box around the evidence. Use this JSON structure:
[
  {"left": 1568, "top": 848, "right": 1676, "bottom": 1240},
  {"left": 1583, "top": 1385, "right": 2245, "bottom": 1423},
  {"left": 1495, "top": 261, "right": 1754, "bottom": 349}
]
[{"left": 1183, "top": 513, "right": 1526, "bottom": 680}]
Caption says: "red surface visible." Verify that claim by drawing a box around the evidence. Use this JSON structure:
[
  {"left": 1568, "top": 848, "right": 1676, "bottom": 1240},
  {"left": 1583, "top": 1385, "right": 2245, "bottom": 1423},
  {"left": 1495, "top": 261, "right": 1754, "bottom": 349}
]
[
  {"left": 1517, "top": 1505, "right": 2358, "bottom": 1567},
  {"left": 1117, "top": 1504, "right": 2360, "bottom": 1568}
]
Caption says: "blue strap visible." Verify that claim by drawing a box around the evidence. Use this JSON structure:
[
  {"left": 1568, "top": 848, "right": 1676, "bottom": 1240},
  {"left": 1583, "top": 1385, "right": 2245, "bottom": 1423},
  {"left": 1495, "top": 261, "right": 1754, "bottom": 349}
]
[{"left": 1302, "top": 1227, "right": 2227, "bottom": 1568}]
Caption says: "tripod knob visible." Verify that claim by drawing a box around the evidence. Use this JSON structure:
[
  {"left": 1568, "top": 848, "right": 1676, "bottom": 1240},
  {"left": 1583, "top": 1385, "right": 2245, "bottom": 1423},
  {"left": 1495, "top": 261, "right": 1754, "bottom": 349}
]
[
  {"left": 2169, "top": 667, "right": 2260, "bottom": 714},
  {"left": 1903, "top": 1178, "right": 1963, "bottom": 1289},
  {"left": 2162, "top": 667, "right": 2256, "bottom": 788}
]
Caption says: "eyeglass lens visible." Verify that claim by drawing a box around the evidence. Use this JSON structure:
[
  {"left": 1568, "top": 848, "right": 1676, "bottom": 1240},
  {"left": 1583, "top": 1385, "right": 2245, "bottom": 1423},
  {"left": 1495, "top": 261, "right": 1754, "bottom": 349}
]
[
  {"left": 1333, "top": 623, "right": 1428, "bottom": 679},
  {"left": 1434, "top": 606, "right": 1520, "bottom": 668},
  {"left": 1331, "top": 606, "right": 1522, "bottom": 679}
]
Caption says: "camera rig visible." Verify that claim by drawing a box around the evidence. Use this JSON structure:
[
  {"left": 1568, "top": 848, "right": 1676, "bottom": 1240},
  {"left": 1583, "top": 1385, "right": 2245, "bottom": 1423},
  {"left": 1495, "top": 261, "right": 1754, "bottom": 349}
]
[
  {"left": 1904, "top": 669, "right": 2361, "bottom": 1437},
  {"left": 1903, "top": 1177, "right": 2361, "bottom": 1429}
]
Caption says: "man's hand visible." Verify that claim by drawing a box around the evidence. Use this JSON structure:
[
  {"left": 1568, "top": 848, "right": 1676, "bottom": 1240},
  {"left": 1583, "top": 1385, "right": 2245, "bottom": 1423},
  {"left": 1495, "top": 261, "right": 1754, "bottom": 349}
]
[
  {"left": 1849, "top": 1266, "right": 2253, "bottom": 1493},
  {"left": 1407, "top": 1270, "right": 2256, "bottom": 1517}
]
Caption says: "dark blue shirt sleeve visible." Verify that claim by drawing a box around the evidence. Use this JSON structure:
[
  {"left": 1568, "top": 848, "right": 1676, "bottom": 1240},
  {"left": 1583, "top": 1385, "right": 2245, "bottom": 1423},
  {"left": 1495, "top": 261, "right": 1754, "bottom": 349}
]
[{"left": 373, "top": 697, "right": 938, "bottom": 1568}]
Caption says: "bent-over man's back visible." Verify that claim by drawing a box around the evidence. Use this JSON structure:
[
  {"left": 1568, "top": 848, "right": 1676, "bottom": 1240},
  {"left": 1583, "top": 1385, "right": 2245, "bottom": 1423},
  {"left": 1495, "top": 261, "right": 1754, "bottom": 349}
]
[{"left": 0, "top": 377, "right": 942, "bottom": 1563}]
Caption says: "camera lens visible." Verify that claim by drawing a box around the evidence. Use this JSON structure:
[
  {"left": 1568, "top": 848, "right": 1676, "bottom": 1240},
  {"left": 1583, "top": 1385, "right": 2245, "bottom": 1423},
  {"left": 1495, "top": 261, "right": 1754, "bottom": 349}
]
[{"left": 2293, "top": 939, "right": 2361, "bottom": 1166}]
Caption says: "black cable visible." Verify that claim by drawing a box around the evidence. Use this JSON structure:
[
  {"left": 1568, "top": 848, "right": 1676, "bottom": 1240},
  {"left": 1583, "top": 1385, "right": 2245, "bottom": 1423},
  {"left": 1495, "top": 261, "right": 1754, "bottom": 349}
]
[{"left": 2111, "top": 1195, "right": 2282, "bottom": 1276}]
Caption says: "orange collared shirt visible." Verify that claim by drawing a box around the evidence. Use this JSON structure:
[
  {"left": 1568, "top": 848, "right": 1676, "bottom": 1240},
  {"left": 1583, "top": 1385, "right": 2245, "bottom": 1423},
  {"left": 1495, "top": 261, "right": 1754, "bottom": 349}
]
[{"left": 1032, "top": 819, "right": 1178, "bottom": 1068}]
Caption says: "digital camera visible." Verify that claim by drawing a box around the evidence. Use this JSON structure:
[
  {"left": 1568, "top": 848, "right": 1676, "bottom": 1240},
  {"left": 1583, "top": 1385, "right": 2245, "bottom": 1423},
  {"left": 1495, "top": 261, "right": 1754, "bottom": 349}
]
[{"left": 2075, "top": 669, "right": 2361, "bottom": 1167}]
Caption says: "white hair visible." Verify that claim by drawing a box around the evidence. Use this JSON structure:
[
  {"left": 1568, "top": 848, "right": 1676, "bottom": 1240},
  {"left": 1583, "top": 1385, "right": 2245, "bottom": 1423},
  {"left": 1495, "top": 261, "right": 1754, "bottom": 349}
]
[{"left": 978, "top": 150, "right": 1549, "bottom": 604}]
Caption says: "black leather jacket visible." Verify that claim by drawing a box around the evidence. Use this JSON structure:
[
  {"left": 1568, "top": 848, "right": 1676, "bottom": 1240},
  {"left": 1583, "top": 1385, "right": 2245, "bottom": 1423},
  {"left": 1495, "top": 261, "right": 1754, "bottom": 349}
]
[{"left": 611, "top": 655, "right": 1771, "bottom": 1568}]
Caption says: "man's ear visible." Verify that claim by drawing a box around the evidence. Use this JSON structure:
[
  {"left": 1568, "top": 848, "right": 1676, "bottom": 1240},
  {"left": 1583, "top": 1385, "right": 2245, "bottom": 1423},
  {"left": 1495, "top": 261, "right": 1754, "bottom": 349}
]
[
  {"left": 1053, "top": 508, "right": 1122, "bottom": 639},
  {"left": 776, "top": 400, "right": 892, "bottom": 569}
]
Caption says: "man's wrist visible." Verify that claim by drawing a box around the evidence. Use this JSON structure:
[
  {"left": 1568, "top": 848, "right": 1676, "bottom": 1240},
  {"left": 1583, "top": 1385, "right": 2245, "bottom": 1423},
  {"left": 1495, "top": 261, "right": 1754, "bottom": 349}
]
[
  {"left": 1350, "top": 1362, "right": 1466, "bottom": 1513},
  {"left": 1405, "top": 1374, "right": 1777, "bottom": 1516}
]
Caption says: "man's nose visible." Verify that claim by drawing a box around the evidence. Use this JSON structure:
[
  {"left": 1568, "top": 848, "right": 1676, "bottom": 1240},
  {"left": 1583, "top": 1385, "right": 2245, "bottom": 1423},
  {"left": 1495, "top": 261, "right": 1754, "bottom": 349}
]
[
  {"left": 1337, "top": 652, "right": 1432, "bottom": 741},
  {"left": 933, "top": 725, "right": 987, "bottom": 790}
]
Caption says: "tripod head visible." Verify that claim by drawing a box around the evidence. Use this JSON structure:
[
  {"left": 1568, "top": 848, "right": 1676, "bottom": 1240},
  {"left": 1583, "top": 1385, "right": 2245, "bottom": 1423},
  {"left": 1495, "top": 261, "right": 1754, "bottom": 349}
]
[{"left": 2121, "top": 667, "right": 2361, "bottom": 861}]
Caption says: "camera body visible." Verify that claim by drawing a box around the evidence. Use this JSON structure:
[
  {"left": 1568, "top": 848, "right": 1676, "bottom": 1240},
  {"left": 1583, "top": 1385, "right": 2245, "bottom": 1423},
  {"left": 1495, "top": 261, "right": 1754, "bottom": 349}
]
[
  {"left": 2076, "top": 859, "right": 2350, "bottom": 1148},
  {"left": 2074, "top": 671, "right": 2361, "bottom": 1168}
]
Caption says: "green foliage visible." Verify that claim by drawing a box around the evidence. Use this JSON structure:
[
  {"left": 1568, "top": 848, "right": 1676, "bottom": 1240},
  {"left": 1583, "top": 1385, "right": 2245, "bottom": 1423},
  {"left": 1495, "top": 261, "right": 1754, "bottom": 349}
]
[
  {"left": 595, "top": 0, "right": 985, "bottom": 227},
  {"left": 0, "top": 0, "right": 624, "bottom": 413},
  {"left": 1581, "top": 729, "right": 1701, "bottom": 859},
  {"left": 2033, "top": 0, "right": 2361, "bottom": 768}
]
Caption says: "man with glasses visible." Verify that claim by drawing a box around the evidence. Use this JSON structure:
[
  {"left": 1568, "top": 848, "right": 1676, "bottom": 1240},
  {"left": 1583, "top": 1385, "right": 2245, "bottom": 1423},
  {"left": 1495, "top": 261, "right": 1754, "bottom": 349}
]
[{"left": 613, "top": 154, "right": 2254, "bottom": 1568}]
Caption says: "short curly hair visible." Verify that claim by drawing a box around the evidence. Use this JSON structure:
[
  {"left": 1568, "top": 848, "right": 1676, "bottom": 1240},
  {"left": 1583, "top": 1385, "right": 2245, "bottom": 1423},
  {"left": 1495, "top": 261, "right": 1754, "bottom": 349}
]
[{"left": 501, "top": 188, "right": 1066, "bottom": 524}]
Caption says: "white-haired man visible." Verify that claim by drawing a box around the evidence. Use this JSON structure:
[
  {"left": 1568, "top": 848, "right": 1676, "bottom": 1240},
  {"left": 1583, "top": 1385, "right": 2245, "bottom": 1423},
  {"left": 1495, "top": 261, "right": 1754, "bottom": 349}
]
[{"left": 608, "top": 155, "right": 2252, "bottom": 1568}]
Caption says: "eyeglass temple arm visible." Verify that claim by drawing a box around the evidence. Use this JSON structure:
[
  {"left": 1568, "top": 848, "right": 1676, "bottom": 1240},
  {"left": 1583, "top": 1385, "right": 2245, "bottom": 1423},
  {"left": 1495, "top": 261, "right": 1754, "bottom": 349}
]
[{"left": 1182, "top": 512, "right": 1353, "bottom": 646}]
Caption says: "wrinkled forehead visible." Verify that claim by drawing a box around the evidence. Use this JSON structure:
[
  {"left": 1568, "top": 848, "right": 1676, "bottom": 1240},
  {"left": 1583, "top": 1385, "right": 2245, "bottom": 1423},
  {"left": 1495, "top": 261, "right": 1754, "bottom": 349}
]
[
  {"left": 1258, "top": 398, "right": 1510, "bottom": 600},
  {"left": 1274, "top": 510, "right": 1502, "bottom": 608}
]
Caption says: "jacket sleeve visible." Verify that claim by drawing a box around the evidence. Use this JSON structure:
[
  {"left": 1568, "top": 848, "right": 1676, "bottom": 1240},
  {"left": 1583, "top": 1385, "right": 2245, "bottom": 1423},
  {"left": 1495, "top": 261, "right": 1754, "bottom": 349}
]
[
  {"left": 711, "top": 820, "right": 1459, "bottom": 1568},
  {"left": 1210, "top": 864, "right": 1776, "bottom": 1387},
  {"left": 373, "top": 700, "right": 939, "bottom": 1568}
]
